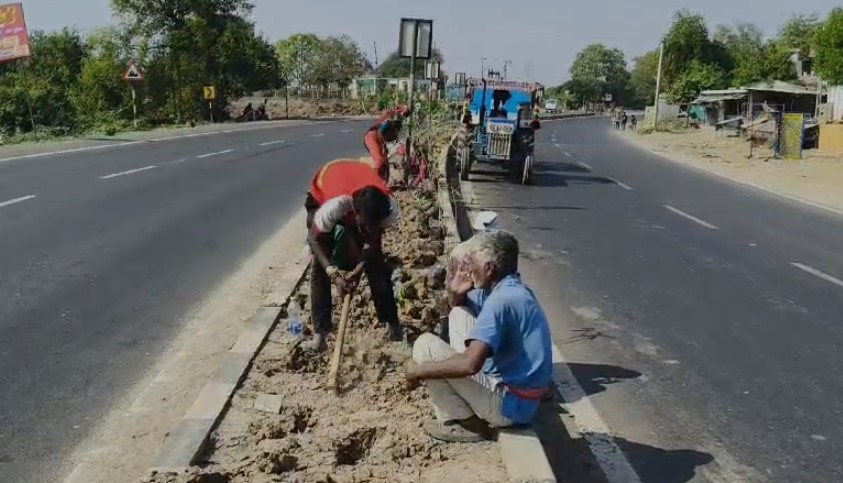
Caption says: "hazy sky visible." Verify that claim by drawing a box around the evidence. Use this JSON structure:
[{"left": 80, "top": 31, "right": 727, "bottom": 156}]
[{"left": 20, "top": 0, "right": 842, "bottom": 84}]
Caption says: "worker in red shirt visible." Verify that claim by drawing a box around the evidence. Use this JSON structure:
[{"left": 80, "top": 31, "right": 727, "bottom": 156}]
[
  {"left": 363, "top": 105, "right": 411, "bottom": 181},
  {"left": 305, "top": 159, "right": 403, "bottom": 350}
]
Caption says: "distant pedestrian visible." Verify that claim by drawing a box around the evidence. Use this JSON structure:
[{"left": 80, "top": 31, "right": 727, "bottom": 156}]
[
  {"left": 621, "top": 112, "right": 628, "bottom": 131},
  {"left": 612, "top": 111, "right": 620, "bottom": 130},
  {"left": 630, "top": 114, "right": 637, "bottom": 131}
]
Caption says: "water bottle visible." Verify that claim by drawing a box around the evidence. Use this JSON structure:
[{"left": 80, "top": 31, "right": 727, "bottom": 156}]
[{"left": 288, "top": 301, "right": 303, "bottom": 339}]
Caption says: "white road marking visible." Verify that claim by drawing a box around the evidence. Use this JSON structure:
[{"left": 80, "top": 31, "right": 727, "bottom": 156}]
[
  {"left": 553, "top": 143, "right": 561, "bottom": 148},
  {"left": 99, "top": 165, "right": 157, "bottom": 179},
  {"left": 0, "top": 194, "right": 36, "bottom": 208},
  {"left": 577, "top": 160, "right": 593, "bottom": 171},
  {"left": 196, "top": 149, "right": 234, "bottom": 158},
  {"left": 563, "top": 150, "right": 572, "bottom": 158},
  {"left": 663, "top": 205, "right": 719, "bottom": 230},
  {"left": 340, "top": 129, "right": 353, "bottom": 133},
  {"left": 259, "top": 140, "right": 285, "bottom": 146},
  {"left": 0, "top": 122, "right": 325, "bottom": 165},
  {"left": 791, "top": 263, "right": 843, "bottom": 289},
  {"left": 312, "top": 133, "right": 324, "bottom": 137},
  {"left": 610, "top": 177, "right": 634, "bottom": 190},
  {"left": 551, "top": 344, "right": 642, "bottom": 483}
]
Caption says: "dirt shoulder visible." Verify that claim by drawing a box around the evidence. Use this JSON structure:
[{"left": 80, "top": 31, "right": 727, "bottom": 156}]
[{"left": 621, "top": 128, "right": 843, "bottom": 214}]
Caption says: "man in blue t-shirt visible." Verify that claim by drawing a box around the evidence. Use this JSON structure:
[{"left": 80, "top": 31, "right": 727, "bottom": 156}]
[{"left": 405, "top": 230, "right": 553, "bottom": 442}]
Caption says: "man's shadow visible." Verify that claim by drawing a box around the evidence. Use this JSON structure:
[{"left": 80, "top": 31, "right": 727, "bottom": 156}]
[{"left": 534, "top": 362, "right": 715, "bottom": 482}]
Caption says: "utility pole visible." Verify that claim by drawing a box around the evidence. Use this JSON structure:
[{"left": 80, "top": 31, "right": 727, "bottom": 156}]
[
  {"left": 653, "top": 41, "right": 664, "bottom": 130},
  {"left": 503, "top": 60, "right": 512, "bottom": 80},
  {"left": 373, "top": 41, "right": 379, "bottom": 67},
  {"left": 481, "top": 57, "right": 487, "bottom": 78}
]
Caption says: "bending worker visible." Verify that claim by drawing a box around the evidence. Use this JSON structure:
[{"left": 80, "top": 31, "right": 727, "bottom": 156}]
[
  {"left": 305, "top": 159, "right": 404, "bottom": 350},
  {"left": 363, "top": 105, "right": 410, "bottom": 180},
  {"left": 405, "top": 230, "right": 552, "bottom": 442}
]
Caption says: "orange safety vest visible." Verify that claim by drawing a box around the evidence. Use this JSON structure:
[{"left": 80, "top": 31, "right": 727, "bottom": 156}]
[{"left": 309, "top": 159, "right": 391, "bottom": 205}]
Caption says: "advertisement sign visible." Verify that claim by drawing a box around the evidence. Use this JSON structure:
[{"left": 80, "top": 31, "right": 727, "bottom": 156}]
[{"left": 0, "top": 3, "right": 30, "bottom": 63}]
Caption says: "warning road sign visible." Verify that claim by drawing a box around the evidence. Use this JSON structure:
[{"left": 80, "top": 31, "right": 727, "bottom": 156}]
[
  {"left": 123, "top": 62, "right": 143, "bottom": 82},
  {"left": 203, "top": 86, "right": 216, "bottom": 100}
]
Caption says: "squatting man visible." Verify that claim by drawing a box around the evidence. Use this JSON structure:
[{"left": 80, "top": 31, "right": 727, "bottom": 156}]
[{"left": 405, "top": 230, "right": 553, "bottom": 442}]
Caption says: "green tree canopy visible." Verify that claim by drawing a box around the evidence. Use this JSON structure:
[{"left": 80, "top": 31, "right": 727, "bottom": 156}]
[
  {"left": 568, "top": 43, "right": 631, "bottom": 103},
  {"left": 814, "top": 8, "right": 843, "bottom": 84},
  {"left": 376, "top": 48, "right": 445, "bottom": 78}
]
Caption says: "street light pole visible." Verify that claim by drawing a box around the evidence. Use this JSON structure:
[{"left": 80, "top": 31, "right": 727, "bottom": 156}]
[
  {"left": 481, "top": 57, "right": 487, "bottom": 78},
  {"left": 654, "top": 41, "right": 664, "bottom": 130},
  {"left": 503, "top": 60, "right": 512, "bottom": 80}
]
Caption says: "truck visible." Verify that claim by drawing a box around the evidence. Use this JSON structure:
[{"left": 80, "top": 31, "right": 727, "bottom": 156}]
[{"left": 544, "top": 98, "right": 559, "bottom": 114}]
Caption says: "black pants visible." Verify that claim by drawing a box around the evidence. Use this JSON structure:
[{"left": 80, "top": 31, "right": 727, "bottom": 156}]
[{"left": 305, "top": 193, "right": 400, "bottom": 333}]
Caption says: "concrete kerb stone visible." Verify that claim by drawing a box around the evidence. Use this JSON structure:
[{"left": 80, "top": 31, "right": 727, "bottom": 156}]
[
  {"left": 148, "top": 254, "right": 308, "bottom": 474},
  {"left": 436, "top": 130, "right": 556, "bottom": 483}
]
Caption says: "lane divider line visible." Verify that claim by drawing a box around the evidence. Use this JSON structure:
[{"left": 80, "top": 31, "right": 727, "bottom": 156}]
[
  {"left": 577, "top": 160, "right": 593, "bottom": 171},
  {"left": 0, "top": 194, "right": 36, "bottom": 208},
  {"left": 196, "top": 149, "right": 234, "bottom": 159},
  {"left": 563, "top": 150, "right": 572, "bottom": 158},
  {"left": 99, "top": 165, "right": 157, "bottom": 179},
  {"left": 663, "top": 205, "right": 719, "bottom": 230},
  {"left": 312, "top": 133, "right": 325, "bottom": 138},
  {"left": 609, "top": 177, "right": 634, "bottom": 191},
  {"left": 339, "top": 129, "right": 353, "bottom": 133},
  {"left": 551, "top": 344, "right": 642, "bottom": 483},
  {"left": 259, "top": 140, "right": 285, "bottom": 146},
  {"left": 791, "top": 263, "right": 843, "bottom": 289}
]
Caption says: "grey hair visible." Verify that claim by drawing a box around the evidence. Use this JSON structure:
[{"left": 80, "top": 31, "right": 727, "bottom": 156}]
[{"left": 469, "top": 229, "right": 519, "bottom": 276}]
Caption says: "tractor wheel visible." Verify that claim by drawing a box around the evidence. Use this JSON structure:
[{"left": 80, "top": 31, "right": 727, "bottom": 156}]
[
  {"left": 521, "top": 154, "right": 534, "bottom": 185},
  {"left": 459, "top": 147, "right": 471, "bottom": 181}
]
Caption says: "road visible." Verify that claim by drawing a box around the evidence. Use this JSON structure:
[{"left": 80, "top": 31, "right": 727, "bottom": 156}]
[
  {"left": 0, "top": 119, "right": 372, "bottom": 483},
  {"left": 465, "top": 117, "right": 843, "bottom": 483}
]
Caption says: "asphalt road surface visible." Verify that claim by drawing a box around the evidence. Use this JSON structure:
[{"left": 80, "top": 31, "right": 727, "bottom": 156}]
[
  {"left": 466, "top": 117, "right": 843, "bottom": 483},
  {"left": 0, "top": 119, "right": 372, "bottom": 483}
]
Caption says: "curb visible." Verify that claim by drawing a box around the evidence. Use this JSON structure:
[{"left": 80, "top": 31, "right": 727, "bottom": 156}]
[
  {"left": 438, "top": 132, "right": 556, "bottom": 483},
  {"left": 148, "top": 253, "right": 308, "bottom": 473}
]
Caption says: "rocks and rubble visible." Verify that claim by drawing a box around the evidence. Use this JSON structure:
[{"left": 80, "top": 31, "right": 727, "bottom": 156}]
[{"left": 143, "top": 185, "right": 505, "bottom": 483}]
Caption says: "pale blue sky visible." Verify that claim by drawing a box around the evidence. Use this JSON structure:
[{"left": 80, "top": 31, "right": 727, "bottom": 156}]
[{"left": 21, "top": 0, "right": 841, "bottom": 84}]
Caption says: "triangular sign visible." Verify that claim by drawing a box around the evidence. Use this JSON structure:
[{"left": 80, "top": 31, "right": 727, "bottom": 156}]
[{"left": 123, "top": 62, "right": 143, "bottom": 81}]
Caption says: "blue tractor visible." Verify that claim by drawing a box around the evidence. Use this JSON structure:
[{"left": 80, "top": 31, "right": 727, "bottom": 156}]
[{"left": 458, "top": 79, "right": 542, "bottom": 185}]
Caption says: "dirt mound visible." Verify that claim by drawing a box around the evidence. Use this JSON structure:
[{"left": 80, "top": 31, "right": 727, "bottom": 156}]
[
  {"left": 229, "top": 98, "right": 378, "bottom": 120},
  {"left": 144, "top": 189, "right": 504, "bottom": 483}
]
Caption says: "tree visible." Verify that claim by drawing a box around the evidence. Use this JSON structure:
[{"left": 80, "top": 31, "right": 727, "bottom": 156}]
[
  {"left": 275, "top": 33, "right": 322, "bottom": 88},
  {"left": 815, "top": 8, "right": 843, "bottom": 84},
  {"left": 376, "top": 48, "right": 445, "bottom": 78},
  {"left": 714, "top": 23, "right": 765, "bottom": 85},
  {"left": 312, "top": 35, "right": 372, "bottom": 89},
  {"left": 629, "top": 50, "right": 660, "bottom": 107},
  {"left": 779, "top": 13, "right": 821, "bottom": 56},
  {"left": 568, "top": 43, "right": 631, "bottom": 104},
  {"left": 662, "top": 10, "right": 730, "bottom": 89},
  {"left": 668, "top": 60, "right": 727, "bottom": 103}
]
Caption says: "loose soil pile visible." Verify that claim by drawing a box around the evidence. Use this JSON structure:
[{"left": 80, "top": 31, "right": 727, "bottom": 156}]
[
  {"left": 144, "top": 186, "right": 505, "bottom": 483},
  {"left": 229, "top": 98, "right": 378, "bottom": 120}
]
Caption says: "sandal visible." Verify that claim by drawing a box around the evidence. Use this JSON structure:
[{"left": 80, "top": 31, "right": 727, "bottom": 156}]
[{"left": 424, "top": 418, "right": 491, "bottom": 443}]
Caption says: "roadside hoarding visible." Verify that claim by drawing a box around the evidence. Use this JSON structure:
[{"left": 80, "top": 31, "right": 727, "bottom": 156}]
[{"left": 0, "top": 3, "right": 31, "bottom": 63}]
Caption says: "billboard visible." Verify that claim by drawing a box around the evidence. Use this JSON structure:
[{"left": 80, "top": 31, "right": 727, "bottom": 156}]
[{"left": 0, "top": 3, "right": 30, "bottom": 63}]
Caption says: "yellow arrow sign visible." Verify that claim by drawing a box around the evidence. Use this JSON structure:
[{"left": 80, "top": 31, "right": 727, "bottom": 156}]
[{"left": 203, "top": 86, "right": 216, "bottom": 101}]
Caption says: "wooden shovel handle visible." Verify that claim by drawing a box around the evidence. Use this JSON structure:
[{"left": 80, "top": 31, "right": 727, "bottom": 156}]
[{"left": 327, "top": 292, "right": 353, "bottom": 392}]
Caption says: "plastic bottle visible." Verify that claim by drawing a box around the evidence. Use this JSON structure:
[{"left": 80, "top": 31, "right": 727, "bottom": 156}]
[{"left": 288, "top": 301, "right": 303, "bottom": 339}]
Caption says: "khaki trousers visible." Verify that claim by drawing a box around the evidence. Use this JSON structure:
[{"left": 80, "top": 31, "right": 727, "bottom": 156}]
[{"left": 412, "top": 307, "right": 513, "bottom": 427}]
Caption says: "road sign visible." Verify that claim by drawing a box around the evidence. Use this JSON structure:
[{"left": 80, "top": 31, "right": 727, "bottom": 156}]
[
  {"left": 203, "top": 86, "right": 216, "bottom": 100},
  {"left": 604, "top": 93, "right": 613, "bottom": 102},
  {"left": 123, "top": 62, "right": 143, "bottom": 82}
]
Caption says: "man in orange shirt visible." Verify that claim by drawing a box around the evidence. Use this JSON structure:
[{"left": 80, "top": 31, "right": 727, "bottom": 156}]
[
  {"left": 363, "top": 105, "right": 410, "bottom": 180},
  {"left": 305, "top": 159, "right": 403, "bottom": 350}
]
